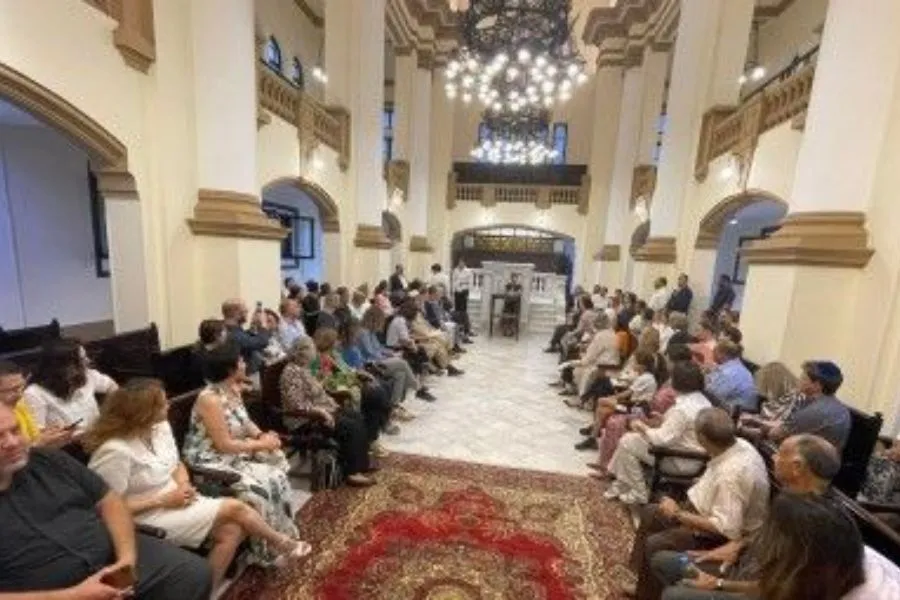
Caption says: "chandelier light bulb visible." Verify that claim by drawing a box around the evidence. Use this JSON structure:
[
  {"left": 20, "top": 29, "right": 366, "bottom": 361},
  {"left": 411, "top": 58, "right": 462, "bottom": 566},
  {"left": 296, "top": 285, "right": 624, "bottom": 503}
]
[
  {"left": 751, "top": 65, "right": 766, "bottom": 81},
  {"left": 566, "top": 63, "right": 578, "bottom": 77},
  {"left": 497, "top": 52, "right": 508, "bottom": 64},
  {"left": 507, "top": 66, "right": 519, "bottom": 80},
  {"left": 517, "top": 48, "right": 531, "bottom": 63},
  {"left": 576, "top": 72, "right": 588, "bottom": 85},
  {"left": 541, "top": 80, "right": 555, "bottom": 94},
  {"left": 492, "top": 102, "right": 502, "bottom": 111},
  {"left": 447, "top": 88, "right": 457, "bottom": 99},
  {"left": 543, "top": 96, "right": 553, "bottom": 107},
  {"left": 559, "top": 90, "right": 571, "bottom": 102},
  {"left": 546, "top": 64, "right": 558, "bottom": 77},
  {"left": 462, "top": 93, "right": 472, "bottom": 103},
  {"left": 462, "top": 75, "right": 474, "bottom": 89},
  {"left": 466, "top": 58, "right": 477, "bottom": 70},
  {"left": 560, "top": 79, "right": 572, "bottom": 91},
  {"left": 536, "top": 55, "right": 548, "bottom": 68}
]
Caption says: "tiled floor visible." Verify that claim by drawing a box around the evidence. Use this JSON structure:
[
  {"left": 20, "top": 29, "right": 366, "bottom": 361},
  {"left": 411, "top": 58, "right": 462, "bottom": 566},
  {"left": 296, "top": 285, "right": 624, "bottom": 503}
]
[{"left": 382, "top": 332, "right": 593, "bottom": 477}]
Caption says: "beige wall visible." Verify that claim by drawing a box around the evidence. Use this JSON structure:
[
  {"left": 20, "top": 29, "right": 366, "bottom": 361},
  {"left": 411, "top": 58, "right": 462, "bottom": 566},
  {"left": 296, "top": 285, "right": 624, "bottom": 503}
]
[
  {"left": 254, "top": 0, "right": 323, "bottom": 95},
  {"left": 757, "top": 0, "right": 828, "bottom": 69}
]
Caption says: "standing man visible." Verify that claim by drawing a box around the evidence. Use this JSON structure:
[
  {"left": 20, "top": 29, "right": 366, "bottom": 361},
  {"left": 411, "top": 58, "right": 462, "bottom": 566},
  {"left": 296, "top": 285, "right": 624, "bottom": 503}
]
[
  {"left": 710, "top": 274, "right": 737, "bottom": 315},
  {"left": 452, "top": 259, "right": 473, "bottom": 325},
  {"left": 666, "top": 273, "right": 694, "bottom": 315},
  {"left": 649, "top": 277, "right": 671, "bottom": 313},
  {"left": 389, "top": 265, "right": 408, "bottom": 294},
  {"left": 428, "top": 264, "right": 451, "bottom": 299}
]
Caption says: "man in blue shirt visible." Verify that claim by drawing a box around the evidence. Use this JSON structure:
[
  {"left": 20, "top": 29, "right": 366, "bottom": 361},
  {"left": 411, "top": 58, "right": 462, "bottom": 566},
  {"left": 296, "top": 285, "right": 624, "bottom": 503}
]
[
  {"left": 222, "top": 298, "right": 271, "bottom": 375},
  {"left": 705, "top": 340, "right": 758, "bottom": 412}
]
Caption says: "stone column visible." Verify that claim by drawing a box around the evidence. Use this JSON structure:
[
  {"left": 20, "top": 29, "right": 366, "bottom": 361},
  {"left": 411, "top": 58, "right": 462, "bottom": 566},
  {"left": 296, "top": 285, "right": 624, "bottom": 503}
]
[
  {"left": 634, "top": 0, "right": 754, "bottom": 295},
  {"left": 428, "top": 65, "right": 455, "bottom": 268},
  {"left": 406, "top": 58, "right": 435, "bottom": 277},
  {"left": 326, "top": 0, "right": 392, "bottom": 283},
  {"left": 600, "top": 67, "right": 643, "bottom": 290},
  {"left": 186, "top": 0, "right": 285, "bottom": 314},
  {"left": 740, "top": 1, "right": 897, "bottom": 405},
  {"left": 583, "top": 65, "right": 624, "bottom": 287},
  {"left": 636, "top": 49, "right": 668, "bottom": 165}
]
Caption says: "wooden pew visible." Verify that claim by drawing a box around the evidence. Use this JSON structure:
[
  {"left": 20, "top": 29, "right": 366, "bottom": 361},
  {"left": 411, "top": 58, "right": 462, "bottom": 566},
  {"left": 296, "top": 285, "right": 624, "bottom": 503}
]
[
  {"left": 151, "top": 344, "right": 204, "bottom": 397},
  {"left": 84, "top": 323, "right": 160, "bottom": 383},
  {"left": 0, "top": 319, "right": 60, "bottom": 354}
]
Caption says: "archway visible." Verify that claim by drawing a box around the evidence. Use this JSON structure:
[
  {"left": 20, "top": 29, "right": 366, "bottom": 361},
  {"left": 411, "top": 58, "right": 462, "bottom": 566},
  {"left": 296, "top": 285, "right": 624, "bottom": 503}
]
[
  {"left": 693, "top": 190, "right": 788, "bottom": 311},
  {"left": 261, "top": 176, "right": 342, "bottom": 285},
  {"left": 0, "top": 62, "right": 148, "bottom": 335}
]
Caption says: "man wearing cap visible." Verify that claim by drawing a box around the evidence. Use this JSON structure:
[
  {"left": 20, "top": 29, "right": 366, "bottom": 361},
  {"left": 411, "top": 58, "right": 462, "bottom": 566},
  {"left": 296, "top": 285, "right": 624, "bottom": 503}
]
[{"left": 765, "top": 360, "right": 851, "bottom": 452}]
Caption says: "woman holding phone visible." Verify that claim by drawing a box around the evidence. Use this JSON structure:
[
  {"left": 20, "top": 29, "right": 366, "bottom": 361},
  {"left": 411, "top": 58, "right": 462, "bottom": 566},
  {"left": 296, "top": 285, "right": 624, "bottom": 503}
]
[{"left": 86, "top": 379, "right": 310, "bottom": 589}]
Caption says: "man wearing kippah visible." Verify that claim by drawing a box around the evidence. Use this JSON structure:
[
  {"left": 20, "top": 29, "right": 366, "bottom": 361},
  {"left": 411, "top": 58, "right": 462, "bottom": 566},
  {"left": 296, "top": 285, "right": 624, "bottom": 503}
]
[{"left": 762, "top": 360, "right": 851, "bottom": 452}]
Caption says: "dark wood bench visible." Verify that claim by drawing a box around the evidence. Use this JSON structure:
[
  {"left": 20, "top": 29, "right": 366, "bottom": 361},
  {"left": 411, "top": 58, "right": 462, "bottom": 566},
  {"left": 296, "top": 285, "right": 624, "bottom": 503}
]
[
  {"left": 151, "top": 344, "right": 204, "bottom": 397},
  {"left": 0, "top": 319, "right": 60, "bottom": 354},
  {"left": 85, "top": 323, "right": 160, "bottom": 383}
]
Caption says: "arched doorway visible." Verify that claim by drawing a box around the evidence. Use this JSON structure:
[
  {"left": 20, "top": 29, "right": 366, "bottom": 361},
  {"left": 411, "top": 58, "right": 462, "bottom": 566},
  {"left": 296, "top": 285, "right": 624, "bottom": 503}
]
[
  {"left": 0, "top": 62, "right": 148, "bottom": 335},
  {"left": 261, "top": 176, "right": 341, "bottom": 285},
  {"left": 693, "top": 190, "right": 788, "bottom": 311},
  {"left": 382, "top": 210, "right": 403, "bottom": 270}
]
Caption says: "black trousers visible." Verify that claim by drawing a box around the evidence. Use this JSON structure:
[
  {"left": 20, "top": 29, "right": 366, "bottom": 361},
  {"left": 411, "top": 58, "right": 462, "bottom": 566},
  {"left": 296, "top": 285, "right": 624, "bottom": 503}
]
[
  {"left": 334, "top": 408, "right": 371, "bottom": 475},
  {"left": 134, "top": 534, "right": 213, "bottom": 600},
  {"left": 361, "top": 382, "right": 393, "bottom": 441},
  {"left": 454, "top": 289, "right": 469, "bottom": 313},
  {"left": 548, "top": 323, "right": 573, "bottom": 349}
]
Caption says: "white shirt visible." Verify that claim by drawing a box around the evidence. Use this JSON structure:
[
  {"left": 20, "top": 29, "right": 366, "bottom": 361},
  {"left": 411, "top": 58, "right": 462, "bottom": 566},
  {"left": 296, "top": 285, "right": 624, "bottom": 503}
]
[
  {"left": 277, "top": 317, "right": 307, "bottom": 351},
  {"left": 629, "top": 372, "right": 658, "bottom": 404},
  {"left": 644, "top": 391, "right": 711, "bottom": 455},
  {"left": 686, "top": 438, "right": 770, "bottom": 540},
  {"left": 654, "top": 323, "right": 675, "bottom": 352},
  {"left": 24, "top": 368, "right": 117, "bottom": 433},
  {"left": 649, "top": 287, "right": 671, "bottom": 312},
  {"left": 452, "top": 267, "right": 472, "bottom": 292},
  {"left": 386, "top": 316, "right": 411, "bottom": 348},
  {"left": 591, "top": 293, "right": 609, "bottom": 309},
  {"left": 577, "top": 329, "right": 620, "bottom": 368},
  {"left": 89, "top": 422, "right": 181, "bottom": 499},
  {"left": 428, "top": 273, "right": 451, "bottom": 296},
  {"left": 843, "top": 547, "right": 900, "bottom": 600}
]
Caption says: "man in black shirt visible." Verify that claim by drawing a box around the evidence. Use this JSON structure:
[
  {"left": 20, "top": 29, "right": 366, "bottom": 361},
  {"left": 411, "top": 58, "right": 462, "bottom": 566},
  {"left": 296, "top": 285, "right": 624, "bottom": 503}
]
[
  {"left": 666, "top": 273, "right": 694, "bottom": 315},
  {"left": 0, "top": 404, "right": 211, "bottom": 599}
]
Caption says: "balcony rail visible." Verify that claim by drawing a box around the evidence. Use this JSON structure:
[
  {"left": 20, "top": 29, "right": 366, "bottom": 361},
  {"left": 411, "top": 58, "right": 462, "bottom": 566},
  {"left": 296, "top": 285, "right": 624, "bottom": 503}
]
[
  {"left": 695, "top": 50, "right": 817, "bottom": 182},
  {"left": 447, "top": 172, "right": 591, "bottom": 215},
  {"left": 257, "top": 64, "right": 350, "bottom": 171}
]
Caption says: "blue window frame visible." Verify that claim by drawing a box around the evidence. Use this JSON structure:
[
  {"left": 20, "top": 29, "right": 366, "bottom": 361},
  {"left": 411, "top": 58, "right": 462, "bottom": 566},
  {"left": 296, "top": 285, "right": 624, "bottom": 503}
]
[
  {"left": 383, "top": 106, "right": 395, "bottom": 162},
  {"left": 264, "top": 36, "right": 282, "bottom": 71},
  {"left": 552, "top": 122, "right": 568, "bottom": 164},
  {"left": 291, "top": 57, "right": 304, "bottom": 88}
]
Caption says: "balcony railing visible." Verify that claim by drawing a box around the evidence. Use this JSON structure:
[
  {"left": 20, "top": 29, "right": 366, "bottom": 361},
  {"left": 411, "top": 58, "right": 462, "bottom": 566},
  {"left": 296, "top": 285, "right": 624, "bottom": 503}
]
[
  {"left": 257, "top": 65, "right": 350, "bottom": 171},
  {"left": 694, "top": 54, "right": 817, "bottom": 182},
  {"left": 447, "top": 165, "right": 591, "bottom": 215}
]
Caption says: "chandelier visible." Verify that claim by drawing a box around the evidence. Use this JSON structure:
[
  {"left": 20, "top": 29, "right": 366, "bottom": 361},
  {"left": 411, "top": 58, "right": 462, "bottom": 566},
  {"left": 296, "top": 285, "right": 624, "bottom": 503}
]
[
  {"left": 470, "top": 109, "right": 558, "bottom": 164},
  {"left": 444, "top": 0, "right": 588, "bottom": 112}
]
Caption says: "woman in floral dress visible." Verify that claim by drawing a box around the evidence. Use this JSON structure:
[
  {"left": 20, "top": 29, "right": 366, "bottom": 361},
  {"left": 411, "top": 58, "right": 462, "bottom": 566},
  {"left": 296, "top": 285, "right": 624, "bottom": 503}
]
[{"left": 183, "top": 340, "right": 305, "bottom": 566}]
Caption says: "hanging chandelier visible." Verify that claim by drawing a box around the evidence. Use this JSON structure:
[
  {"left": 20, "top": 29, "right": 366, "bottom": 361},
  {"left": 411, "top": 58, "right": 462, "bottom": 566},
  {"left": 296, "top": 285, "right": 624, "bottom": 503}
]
[
  {"left": 444, "top": 0, "right": 588, "bottom": 112},
  {"left": 470, "top": 108, "right": 558, "bottom": 164}
]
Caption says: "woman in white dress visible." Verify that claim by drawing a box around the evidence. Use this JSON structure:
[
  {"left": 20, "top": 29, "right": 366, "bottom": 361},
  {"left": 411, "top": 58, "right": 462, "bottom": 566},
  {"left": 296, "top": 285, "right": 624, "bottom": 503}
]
[
  {"left": 85, "top": 379, "right": 310, "bottom": 589},
  {"left": 23, "top": 339, "right": 117, "bottom": 436}
]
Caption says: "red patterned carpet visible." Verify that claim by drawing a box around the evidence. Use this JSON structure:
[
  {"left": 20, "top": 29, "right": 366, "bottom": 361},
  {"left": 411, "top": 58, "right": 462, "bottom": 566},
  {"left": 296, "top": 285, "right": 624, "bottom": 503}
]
[{"left": 223, "top": 454, "right": 635, "bottom": 599}]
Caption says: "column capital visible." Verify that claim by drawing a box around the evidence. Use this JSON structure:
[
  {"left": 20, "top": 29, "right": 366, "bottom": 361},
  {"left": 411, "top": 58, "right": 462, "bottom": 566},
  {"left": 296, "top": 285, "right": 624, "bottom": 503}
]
[
  {"left": 596, "top": 244, "right": 621, "bottom": 262},
  {"left": 630, "top": 164, "right": 657, "bottom": 210},
  {"left": 187, "top": 189, "right": 288, "bottom": 240},
  {"left": 353, "top": 224, "right": 394, "bottom": 249},
  {"left": 742, "top": 211, "right": 874, "bottom": 268},
  {"left": 409, "top": 235, "right": 434, "bottom": 253},
  {"left": 633, "top": 236, "right": 677, "bottom": 263}
]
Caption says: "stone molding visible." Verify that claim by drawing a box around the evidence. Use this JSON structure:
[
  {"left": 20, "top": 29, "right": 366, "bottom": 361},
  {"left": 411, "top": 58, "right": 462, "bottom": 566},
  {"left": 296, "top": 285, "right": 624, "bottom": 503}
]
[
  {"left": 449, "top": 178, "right": 591, "bottom": 214},
  {"left": 84, "top": 0, "right": 156, "bottom": 73},
  {"left": 187, "top": 189, "right": 288, "bottom": 241},
  {"left": 742, "top": 211, "right": 874, "bottom": 269},
  {"left": 630, "top": 164, "right": 657, "bottom": 210},
  {"left": 354, "top": 224, "right": 394, "bottom": 249},
  {"left": 409, "top": 235, "right": 434, "bottom": 253},
  {"left": 384, "top": 160, "right": 411, "bottom": 200},
  {"left": 633, "top": 236, "right": 676, "bottom": 264},
  {"left": 596, "top": 244, "right": 621, "bottom": 262},
  {"left": 385, "top": 0, "right": 458, "bottom": 69},
  {"left": 292, "top": 0, "right": 323, "bottom": 28},
  {"left": 263, "top": 177, "right": 341, "bottom": 233},
  {"left": 95, "top": 168, "right": 138, "bottom": 200},
  {"left": 695, "top": 189, "right": 788, "bottom": 248}
]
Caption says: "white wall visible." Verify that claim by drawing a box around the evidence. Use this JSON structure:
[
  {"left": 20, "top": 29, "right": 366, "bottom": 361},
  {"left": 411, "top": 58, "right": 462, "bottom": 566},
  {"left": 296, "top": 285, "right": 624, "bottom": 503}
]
[
  {"left": 757, "top": 0, "right": 828, "bottom": 70},
  {"left": 0, "top": 124, "right": 112, "bottom": 328},
  {"left": 255, "top": 0, "right": 324, "bottom": 97},
  {"left": 262, "top": 184, "right": 325, "bottom": 283}
]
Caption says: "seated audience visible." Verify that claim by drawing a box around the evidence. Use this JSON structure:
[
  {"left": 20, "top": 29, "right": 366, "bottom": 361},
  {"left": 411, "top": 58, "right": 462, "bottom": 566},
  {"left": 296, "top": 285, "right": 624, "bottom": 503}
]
[
  {"left": 280, "top": 337, "right": 377, "bottom": 487},
  {"left": 591, "top": 285, "right": 609, "bottom": 309},
  {"left": 752, "top": 361, "right": 802, "bottom": 421},
  {"left": 358, "top": 308, "right": 436, "bottom": 402},
  {"left": 603, "top": 361, "right": 711, "bottom": 505},
  {"left": 0, "top": 403, "right": 212, "bottom": 599},
  {"left": 545, "top": 297, "right": 585, "bottom": 354},
  {"left": 428, "top": 263, "right": 451, "bottom": 298},
  {"left": 86, "top": 380, "right": 310, "bottom": 588},
  {"left": 653, "top": 310, "right": 675, "bottom": 354},
  {"left": 277, "top": 297, "right": 307, "bottom": 351},
  {"left": 861, "top": 436, "right": 900, "bottom": 505},
  {"left": 24, "top": 339, "right": 117, "bottom": 436},
  {"left": 222, "top": 298, "right": 270, "bottom": 375},
  {"left": 311, "top": 328, "right": 396, "bottom": 442},
  {"left": 666, "top": 312, "right": 694, "bottom": 347},
  {"left": 349, "top": 289, "right": 369, "bottom": 321},
  {"left": 558, "top": 312, "right": 619, "bottom": 400},
  {"left": 628, "top": 303, "right": 652, "bottom": 337},
  {"left": 704, "top": 340, "right": 757, "bottom": 412},
  {"left": 652, "top": 434, "right": 843, "bottom": 598},
  {"left": 182, "top": 341, "right": 301, "bottom": 565},
  {"left": 372, "top": 280, "right": 393, "bottom": 316},
  {"left": 424, "top": 285, "right": 463, "bottom": 352},
  {"left": 317, "top": 293, "right": 341, "bottom": 333},
  {"left": 0, "top": 359, "right": 72, "bottom": 447},
  {"left": 587, "top": 344, "right": 693, "bottom": 472},
  {"left": 560, "top": 295, "right": 598, "bottom": 359},
  {"left": 750, "top": 360, "right": 851, "bottom": 451},
  {"left": 617, "top": 292, "right": 638, "bottom": 331},
  {"left": 404, "top": 300, "right": 464, "bottom": 376},
  {"left": 625, "top": 408, "right": 770, "bottom": 599}
]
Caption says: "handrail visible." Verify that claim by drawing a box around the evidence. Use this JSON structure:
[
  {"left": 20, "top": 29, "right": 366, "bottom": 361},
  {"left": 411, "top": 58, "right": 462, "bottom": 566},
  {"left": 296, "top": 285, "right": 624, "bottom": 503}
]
[
  {"left": 742, "top": 45, "right": 820, "bottom": 103},
  {"left": 448, "top": 173, "right": 591, "bottom": 215}
]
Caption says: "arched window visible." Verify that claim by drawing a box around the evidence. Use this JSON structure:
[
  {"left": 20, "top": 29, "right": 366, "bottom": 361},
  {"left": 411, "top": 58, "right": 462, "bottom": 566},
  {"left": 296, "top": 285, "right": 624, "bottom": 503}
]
[
  {"left": 264, "top": 36, "right": 282, "bottom": 71},
  {"left": 291, "top": 57, "right": 304, "bottom": 88}
]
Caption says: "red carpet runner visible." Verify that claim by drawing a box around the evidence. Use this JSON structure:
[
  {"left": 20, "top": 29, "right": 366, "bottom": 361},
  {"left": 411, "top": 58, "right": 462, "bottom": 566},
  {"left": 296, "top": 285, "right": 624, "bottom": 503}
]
[{"left": 223, "top": 454, "right": 635, "bottom": 599}]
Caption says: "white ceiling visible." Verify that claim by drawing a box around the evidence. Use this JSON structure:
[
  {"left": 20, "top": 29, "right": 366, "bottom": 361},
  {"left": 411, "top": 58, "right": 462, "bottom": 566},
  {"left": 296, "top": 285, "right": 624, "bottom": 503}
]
[{"left": 0, "top": 98, "right": 44, "bottom": 127}]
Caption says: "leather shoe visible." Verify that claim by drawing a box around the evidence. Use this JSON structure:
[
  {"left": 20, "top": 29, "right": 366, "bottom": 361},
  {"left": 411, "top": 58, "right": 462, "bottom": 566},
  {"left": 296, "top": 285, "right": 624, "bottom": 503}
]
[{"left": 574, "top": 437, "right": 598, "bottom": 451}]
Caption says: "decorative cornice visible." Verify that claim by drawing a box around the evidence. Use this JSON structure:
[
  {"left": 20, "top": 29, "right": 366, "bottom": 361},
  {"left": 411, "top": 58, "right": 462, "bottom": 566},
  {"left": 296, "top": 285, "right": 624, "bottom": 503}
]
[
  {"left": 188, "top": 189, "right": 288, "bottom": 241},
  {"left": 94, "top": 168, "right": 138, "bottom": 200},
  {"left": 386, "top": 0, "right": 459, "bottom": 69},
  {"left": 409, "top": 235, "right": 434, "bottom": 253},
  {"left": 263, "top": 176, "right": 341, "bottom": 233},
  {"left": 695, "top": 189, "right": 788, "bottom": 248},
  {"left": 0, "top": 62, "right": 127, "bottom": 169},
  {"left": 742, "top": 211, "right": 874, "bottom": 269},
  {"left": 597, "top": 244, "right": 621, "bottom": 262},
  {"left": 630, "top": 164, "right": 657, "bottom": 210},
  {"left": 292, "top": 0, "right": 324, "bottom": 28},
  {"left": 633, "top": 236, "right": 676, "bottom": 263},
  {"left": 84, "top": 0, "right": 156, "bottom": 74},
  {"left": 354, "top": 224, "right": 394, "bottom": 249},
  {"left": 583, "top": 0, "right": 677, "bottom": 68},
  {"left": 417, "top": 48, "right": 436, "bottom": 70}
]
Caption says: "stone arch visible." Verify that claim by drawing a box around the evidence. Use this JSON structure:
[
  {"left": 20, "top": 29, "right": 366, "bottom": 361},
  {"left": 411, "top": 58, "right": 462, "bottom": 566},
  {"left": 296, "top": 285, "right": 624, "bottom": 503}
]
[
  {"left": 629, "top": 220, "right": 651, "bottom": 256},
  {"left": 262, "top": 176, "right": 340, "bottom": 232},
  {"left": 695, "top": 189, "right": 788, "bottom": 248},
  {"left": 382, "top": 210, "right": 403, "bottom": 244}
]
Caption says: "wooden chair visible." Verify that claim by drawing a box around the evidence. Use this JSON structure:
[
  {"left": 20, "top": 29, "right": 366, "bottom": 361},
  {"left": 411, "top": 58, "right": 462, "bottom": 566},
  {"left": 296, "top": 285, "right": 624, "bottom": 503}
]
[
  {"left": 833, "top": 407, "right": 884, "bottom": 498},
  {"left": 0, "top": 347, "right": 43, "bottom": 376},
  {"left": 646, "top": 444, "right": 710, "bottom": 501},
  {"left": 85, "top": 323, "right": 160, "bottom": 383},
  {"left": 151, "top": 344, "right": 204, "bottom": 397},
  {"left": 0, "top": 319, "right": 61, "bottom": 354}
]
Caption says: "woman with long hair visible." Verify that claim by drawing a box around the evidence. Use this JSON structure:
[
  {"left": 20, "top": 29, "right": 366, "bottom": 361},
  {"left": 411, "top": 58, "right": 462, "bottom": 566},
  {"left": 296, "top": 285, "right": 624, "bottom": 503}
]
[
  {"left": 86, "top": 380, "right": 310, "bottom": 588},
  {"left": 182, "top": 341, "right": 302, "bottom": 566},
  {"left": 280, "top": 337, "right": 376, "bottom": 487},
  {"left": 24, "top": 339, "right": 117, "bottom": 435}
]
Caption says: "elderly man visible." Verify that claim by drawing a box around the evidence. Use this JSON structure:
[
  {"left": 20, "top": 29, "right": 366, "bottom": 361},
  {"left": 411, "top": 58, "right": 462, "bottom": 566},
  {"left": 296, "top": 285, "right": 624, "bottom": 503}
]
[
  {"left": 0, "top": 403, "right": 212, "bottom": 599},
  {"left": 626, "top": 408, "right": 770, "bottom": 600},
  {"left": 651, "top": 434, "right": 841, "bottom": 599},
  {"left": 222, "top": 298, "right": 270, "bottom": 375},
  {"left": 704, "top": 340, "right": 757, "bottom": 412}
]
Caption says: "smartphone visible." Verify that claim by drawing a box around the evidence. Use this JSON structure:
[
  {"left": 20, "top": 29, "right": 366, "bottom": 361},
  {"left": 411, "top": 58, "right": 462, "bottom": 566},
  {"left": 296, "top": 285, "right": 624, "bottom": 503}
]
[
  {"left": 64, "top": 419, "right": 83, "bottom": 430},
  {"left": 101, "top": 564, "right": 136, "bottom": 590}
]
